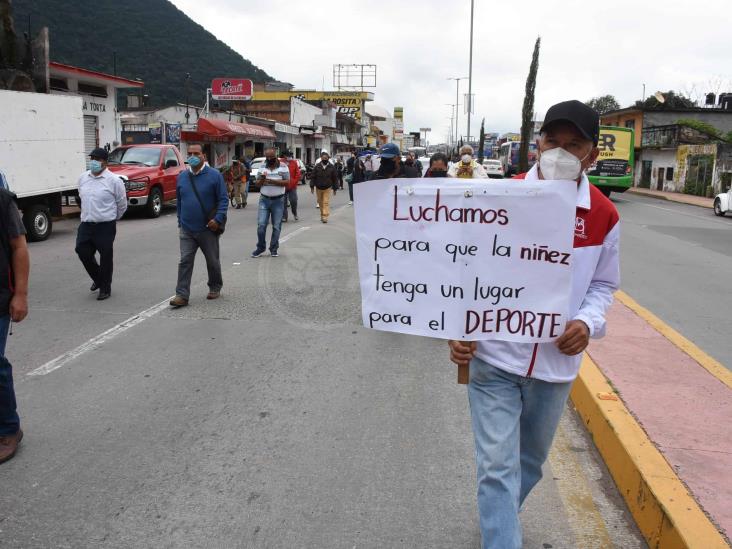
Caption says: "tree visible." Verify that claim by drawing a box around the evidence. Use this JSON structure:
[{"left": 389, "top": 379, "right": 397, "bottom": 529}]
[
  {"left": 478, "top": 118, "right": 486, "bottom": 164},
  {"left": 519, "top": 37, "right": 540, "bottom": 173},
  {"left": 585, "top": 95, "right": 620, "bottom": 115},
  {"left": 635, "top": 90, "right": 696, "bottom": 110}
]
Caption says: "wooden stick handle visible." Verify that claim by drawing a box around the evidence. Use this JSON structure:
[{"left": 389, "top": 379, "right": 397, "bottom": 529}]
[{"left": 458, "top": 363, "right": 469, "bottom": 385}]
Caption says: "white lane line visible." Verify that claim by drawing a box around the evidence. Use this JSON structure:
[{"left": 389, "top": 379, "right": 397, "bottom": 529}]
[
  {"left": 28, "top": 299, "right": 171, "bottom": 376},
  {"left": 279, "top": 225, "right": 310, "bottom": 243},
  {"left": 28, "top": 225, "right": 314, "bottom": 377}
]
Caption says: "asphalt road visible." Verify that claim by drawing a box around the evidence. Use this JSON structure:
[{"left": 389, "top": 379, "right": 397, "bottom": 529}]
[
  {"left": 1, "top": 186, "right": 644, "bottom": 548},
  {"left": 612, "top": 192, "right": 732, "bottom": 370}
]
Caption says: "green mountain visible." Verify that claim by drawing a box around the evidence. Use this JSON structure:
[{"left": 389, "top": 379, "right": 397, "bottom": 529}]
[{"left": 12, "top": 0, "right": 273, "bottom": 107}]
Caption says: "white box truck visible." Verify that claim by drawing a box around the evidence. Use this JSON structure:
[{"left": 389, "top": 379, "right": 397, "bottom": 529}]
[{"left": 0, "top": 89, "right": 85, "bottom": 241}]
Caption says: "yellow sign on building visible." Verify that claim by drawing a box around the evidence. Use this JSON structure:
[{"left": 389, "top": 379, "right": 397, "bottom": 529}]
[{"left": 251, "top": 90, "right": 373, "bottom": 121}]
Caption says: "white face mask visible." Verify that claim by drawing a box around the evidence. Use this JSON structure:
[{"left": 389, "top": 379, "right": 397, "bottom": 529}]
[
  {"left": 461, "top": 154, "right": 472, "bottom": 164},
  {"left": 538, "top": 147, "right": 590, "bottom": 180}
]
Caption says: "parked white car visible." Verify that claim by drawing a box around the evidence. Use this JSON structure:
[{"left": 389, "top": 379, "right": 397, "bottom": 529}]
[
  {"left": 713, "top": 187, "right": 732, "bottom": 216},
  {"left": 482, "top": 159, "right": 504, "bottom": 179}
]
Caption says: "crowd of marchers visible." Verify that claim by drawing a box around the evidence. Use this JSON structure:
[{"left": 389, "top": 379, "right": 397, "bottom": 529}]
[{"left": 0, "top": 98, "right": 624, "bottom": 549}]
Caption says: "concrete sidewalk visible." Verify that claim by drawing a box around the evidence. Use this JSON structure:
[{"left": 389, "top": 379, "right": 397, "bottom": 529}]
[
  {"left": 572, "top": 291, "right": 731, "bottom": 548},
  {"left": 626, "top": 187, "right": 714, "bottom": 209}
]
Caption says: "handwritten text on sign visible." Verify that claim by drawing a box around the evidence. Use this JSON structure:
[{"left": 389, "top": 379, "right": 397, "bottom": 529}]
[{"left": 353, "top": 178, "right": 576, "bottom": 342}]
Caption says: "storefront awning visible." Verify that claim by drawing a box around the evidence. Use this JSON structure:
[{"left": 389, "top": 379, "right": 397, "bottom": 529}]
[{"left": 197, "top": 117, "right": 276, "bottom": 139}]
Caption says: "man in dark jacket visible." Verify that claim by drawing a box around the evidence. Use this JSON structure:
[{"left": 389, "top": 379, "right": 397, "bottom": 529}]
[
  {"left": 335, "top": 158, "right": 345, "bottom": 189},
  {"left": 348, "top": 154, "right": 366, "bottom": 205},
  {"left": 373, "top": 143, "right": 419, "bottom": 179},
  {"left": 310, "top": 151, "right": 338, "bottom": 223},
  {"left": 0, "top": 187, "right": 29, "bottom": 464},
  {"left": 346, "top": 152, "right": 356, "bottom": 175},
  {"left": 405, "top": 152, "right": 423, "bottom": 176}
]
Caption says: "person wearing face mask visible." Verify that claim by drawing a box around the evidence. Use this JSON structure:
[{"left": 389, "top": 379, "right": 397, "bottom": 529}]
[
  {"left": 75, "top": 148, "right": 127, "bottom": 301},
  {"left": 169, "top": 143, "right": 228, "bottom": 308},
  {"left": 447, "top": 145, "right": 487, "bottom": 179},
  {"left": 309, "top": 151, "right": 338, "bottom": 223},
  {"left": 448, "top": 100, "right": 620, "bottom": 549},
  {"left": 425, "top": 152, "right": 450, "bottom": 178},
  {"left": 372, "top": 143, "right": 417, "bottom": 180},
  {"left": 403, "top": 152, "right": 422, "bottom": 178},
  {"left": 348, "top": 153, "right": 366, "bottom": 205},
  {"left": 280, "top": 150, "right": 301, "bottom": 223},
  {"left": 335, "top": 158, "right": 345, "bottom": 190},
  {"left": 252, "top": 147, "right": 290, "bottom": 257},
  {"left": 363, "top": 153, "right": 378, "bottom": 181}
]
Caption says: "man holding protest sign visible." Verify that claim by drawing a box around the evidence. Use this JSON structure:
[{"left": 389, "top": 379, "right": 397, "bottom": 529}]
[{"left": 448, "top": 100, "right": 619, "bottom": 548}]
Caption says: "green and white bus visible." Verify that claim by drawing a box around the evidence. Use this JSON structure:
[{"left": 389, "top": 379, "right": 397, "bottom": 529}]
[{"left": 587, "top": 126, "right": 635, "bottom": 197}]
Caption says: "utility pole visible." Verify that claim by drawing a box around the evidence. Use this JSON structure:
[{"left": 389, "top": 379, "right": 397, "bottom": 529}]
[
  {"left": 448, "top": 77, "right": 468, "bottom": 146},
  {"left": 184, "top": 73, "right": 191, "bottom": 122},
  {"left": 466, "top": 0, "right": 475, "bottom": 144},
  {"left": 445, "top": 103, "right": 457, "bottom": 146}
]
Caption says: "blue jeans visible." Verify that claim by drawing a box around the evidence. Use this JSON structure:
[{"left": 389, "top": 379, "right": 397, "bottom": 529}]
[
  {"left": 255, "top": 195, "right": 284, "bottom": 253},
  {"left": 468, "top": 357, "right": 572, "bottom": 549},
  {"left": 0, "top": 315, "right": 19, "bottom": 435}
]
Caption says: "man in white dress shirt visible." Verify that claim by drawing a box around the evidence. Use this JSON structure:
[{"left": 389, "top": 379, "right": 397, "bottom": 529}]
[{"left": 75, "top": 148, "right": 127, "bottom": 300}]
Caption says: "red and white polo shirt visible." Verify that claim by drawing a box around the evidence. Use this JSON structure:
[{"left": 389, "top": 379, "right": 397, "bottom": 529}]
[{"left": 474, "top": 165, "right": 620, "bottom": 383}]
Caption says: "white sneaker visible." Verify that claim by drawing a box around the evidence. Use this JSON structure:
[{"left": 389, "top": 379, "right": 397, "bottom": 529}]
[
  {"left": 348, "top": 201, "right": 353, "bottom": 206},
  {"left": 316, "top": 203, "right": 320, "bottom": 208}
]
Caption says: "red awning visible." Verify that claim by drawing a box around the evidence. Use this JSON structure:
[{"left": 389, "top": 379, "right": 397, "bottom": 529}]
[
  {"left": 197, "top": 118, "right": 276, "bottom": 140},
  {"left": 180, "top": 131, "right": 229, "bottom": 144}
]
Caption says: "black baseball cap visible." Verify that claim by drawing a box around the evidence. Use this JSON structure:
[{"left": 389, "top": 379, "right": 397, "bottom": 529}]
[
  {"left": 540, "top": 100, "right": 600, "bottom": 146},
  {"left": 89, "top": 147, "right": 109, "bottom": 161}
]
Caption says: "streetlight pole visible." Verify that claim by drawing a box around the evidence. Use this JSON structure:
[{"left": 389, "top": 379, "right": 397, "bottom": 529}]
[
  {"left": 466, "top": 0, "right": 475, "bottom": 144},
  {"left": 448, "top": 77, "right": 468, "bottom": 148}
]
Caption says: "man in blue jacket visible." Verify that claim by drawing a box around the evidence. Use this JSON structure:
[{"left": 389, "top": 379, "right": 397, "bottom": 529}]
[{"left": 170, "top": 143, "right": 228, "bottom": 308}]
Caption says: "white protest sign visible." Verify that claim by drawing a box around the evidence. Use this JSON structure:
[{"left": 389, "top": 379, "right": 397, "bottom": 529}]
[{"left": 354, "top": 178, "right": 576, "bottom": 342}]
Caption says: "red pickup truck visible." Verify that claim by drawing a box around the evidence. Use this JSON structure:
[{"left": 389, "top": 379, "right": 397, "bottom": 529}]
[{"left": 107, "top": 144, "right": 186, "bottom": 218}]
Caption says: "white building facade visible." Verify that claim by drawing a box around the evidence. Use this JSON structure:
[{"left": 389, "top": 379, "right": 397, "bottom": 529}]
[{"left": 48, "top": 62, "right": 144, "bottom": 155}]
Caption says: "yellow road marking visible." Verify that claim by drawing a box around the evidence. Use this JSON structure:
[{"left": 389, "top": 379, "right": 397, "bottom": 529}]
[
  {"left": 615, "top": 290, "right": 732, "bottom": 390},
  {"left": 571, "top": 356, "right": 729, "bottom": 548}
]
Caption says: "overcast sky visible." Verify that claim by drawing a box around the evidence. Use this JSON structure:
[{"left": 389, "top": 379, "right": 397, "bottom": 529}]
[{"left": 170, "top": 0, "right": 731, "bottom": 143}]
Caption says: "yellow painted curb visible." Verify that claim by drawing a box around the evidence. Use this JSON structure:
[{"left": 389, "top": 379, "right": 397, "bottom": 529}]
[
  {"left": 570, "top": 356, "right": 729, "bottom": 549},
  {"left": 615, "top": 290, "right": 732, "bottom": 390}
]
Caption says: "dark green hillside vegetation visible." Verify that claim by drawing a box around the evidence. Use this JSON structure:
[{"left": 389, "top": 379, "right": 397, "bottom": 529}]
[{"left": 12, "top": 0, "right": 272, "bottom": 106}]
